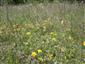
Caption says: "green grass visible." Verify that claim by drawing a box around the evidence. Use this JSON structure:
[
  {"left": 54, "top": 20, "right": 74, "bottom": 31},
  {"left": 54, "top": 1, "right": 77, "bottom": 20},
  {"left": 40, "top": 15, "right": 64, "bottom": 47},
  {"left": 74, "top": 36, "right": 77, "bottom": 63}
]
[{"left": 0, "top": 3, "right": 85, "bottom": 64}]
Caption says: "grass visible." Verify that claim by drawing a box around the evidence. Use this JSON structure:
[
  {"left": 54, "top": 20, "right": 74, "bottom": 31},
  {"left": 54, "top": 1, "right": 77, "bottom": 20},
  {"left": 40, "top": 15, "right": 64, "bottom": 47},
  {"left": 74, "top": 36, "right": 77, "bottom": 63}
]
[{"left": 0, "top": 2, "right": 85, "bottom": 64}]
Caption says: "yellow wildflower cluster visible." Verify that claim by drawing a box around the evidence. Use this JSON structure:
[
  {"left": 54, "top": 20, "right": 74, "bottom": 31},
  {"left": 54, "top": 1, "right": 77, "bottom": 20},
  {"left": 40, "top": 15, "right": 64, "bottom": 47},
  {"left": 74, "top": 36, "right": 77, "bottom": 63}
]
[
  {"left": 31, "top": 49, "right": 42, "bottom": 58},
  {"left": 31, "top": 49, "right": 54, "bottom": 62}
]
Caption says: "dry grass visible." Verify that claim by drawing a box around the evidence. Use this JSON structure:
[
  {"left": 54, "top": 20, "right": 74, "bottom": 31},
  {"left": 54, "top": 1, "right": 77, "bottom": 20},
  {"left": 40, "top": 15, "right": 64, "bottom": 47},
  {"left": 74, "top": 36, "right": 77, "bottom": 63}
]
[{"left": 0, "top": 3, "right": 85, "bottom": 64}]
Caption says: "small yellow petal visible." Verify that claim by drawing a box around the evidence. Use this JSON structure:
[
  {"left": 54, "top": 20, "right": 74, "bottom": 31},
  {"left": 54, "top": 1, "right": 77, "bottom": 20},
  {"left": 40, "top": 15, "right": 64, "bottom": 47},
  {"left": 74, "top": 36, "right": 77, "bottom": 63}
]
[{"left": 37, "top": 49, "right": 42, "bottom": 53}]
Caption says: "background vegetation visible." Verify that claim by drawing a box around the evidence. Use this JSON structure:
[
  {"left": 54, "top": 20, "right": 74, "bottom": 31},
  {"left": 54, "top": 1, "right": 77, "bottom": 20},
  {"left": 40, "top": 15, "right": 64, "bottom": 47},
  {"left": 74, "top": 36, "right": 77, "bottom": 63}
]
[
  {"left": 0, "top": 0, "right": 85, "bottom": 64},
  {"left": 0, "top": 0, "right": 85, "bottom": 5}
]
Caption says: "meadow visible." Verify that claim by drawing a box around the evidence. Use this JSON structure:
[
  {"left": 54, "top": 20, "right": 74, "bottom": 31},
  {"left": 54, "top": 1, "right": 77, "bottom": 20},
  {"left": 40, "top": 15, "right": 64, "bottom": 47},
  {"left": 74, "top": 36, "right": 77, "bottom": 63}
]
[{"left": 0, "top": 3, "right": 85, "bottom": 64}]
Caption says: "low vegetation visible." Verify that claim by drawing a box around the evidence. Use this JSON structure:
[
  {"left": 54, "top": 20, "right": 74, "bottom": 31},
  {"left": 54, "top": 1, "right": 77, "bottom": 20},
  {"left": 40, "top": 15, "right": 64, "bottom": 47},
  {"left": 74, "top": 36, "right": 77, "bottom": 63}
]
[{"left": 0, "top": 3, "right": 85, "bottom": 64}]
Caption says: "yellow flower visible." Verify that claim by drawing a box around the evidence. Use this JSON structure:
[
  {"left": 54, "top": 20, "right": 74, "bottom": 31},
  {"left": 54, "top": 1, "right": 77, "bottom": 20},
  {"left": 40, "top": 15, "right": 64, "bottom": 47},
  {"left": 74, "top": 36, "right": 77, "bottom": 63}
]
[
  {"left": 26, "top": 32, "right": 31, "bottom": 36},
  {"left": 83, "top": 41, "right": 85, "bottom": 46},
  {"left": 31, "top": 52, "right": 37, "bottom": 58},
  {"left": 37, "top": 49, "right": 42, "bottom": 53}
]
